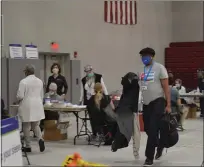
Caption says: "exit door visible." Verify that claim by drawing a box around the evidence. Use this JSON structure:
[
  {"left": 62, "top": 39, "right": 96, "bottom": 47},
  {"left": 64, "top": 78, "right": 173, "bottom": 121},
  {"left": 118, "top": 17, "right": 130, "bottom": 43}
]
[{"left": 39, "top": 52, "right": 71, "bottom": 101}]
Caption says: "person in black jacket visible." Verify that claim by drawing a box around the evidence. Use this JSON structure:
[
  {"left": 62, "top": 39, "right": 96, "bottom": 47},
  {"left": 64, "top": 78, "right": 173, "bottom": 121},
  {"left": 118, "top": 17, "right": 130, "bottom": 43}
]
[
  {"left": 46, "top": 63, "right": 68, "bottom": 96},
  {"left": 111, "top": 72, "right": 140, "bottom": 152},
  {"left": 198, "top": 69, "right": 204, "bottom": 117},
  {"left": 1, "top": 98, "right": 9, "bottom": 119}
]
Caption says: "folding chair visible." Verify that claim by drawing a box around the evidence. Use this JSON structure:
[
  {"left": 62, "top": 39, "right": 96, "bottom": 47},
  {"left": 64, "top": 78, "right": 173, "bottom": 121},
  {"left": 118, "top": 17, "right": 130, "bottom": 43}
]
[
  {"left": 73, "top": 110, "right": 92, "bottom": 145},
  {"left": 91, "top": 122, "right": 116, "bottom": 147},
  {"left": 79, "top": 117, "right": 92, "bottom": 136}
]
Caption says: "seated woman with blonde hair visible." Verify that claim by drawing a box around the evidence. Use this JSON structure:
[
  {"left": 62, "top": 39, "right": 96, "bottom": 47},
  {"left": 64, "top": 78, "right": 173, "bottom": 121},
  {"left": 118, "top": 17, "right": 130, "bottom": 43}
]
[{"left": 87, "top": 83, "right": 117, "bottom": 145}]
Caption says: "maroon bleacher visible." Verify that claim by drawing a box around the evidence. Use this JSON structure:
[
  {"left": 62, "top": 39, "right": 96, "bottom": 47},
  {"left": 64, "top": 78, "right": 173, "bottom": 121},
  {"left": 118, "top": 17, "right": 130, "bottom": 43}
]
[{"left": 165, "top": 42, "right": 204, "bottom": 89}]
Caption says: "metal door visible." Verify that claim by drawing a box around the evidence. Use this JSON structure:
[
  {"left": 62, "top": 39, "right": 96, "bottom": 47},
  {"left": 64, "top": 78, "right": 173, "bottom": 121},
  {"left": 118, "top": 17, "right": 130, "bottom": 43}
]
[
  {"left": 70, "top": 60, "right": 81, "bottom": 104},
  {"left": 8, "top": 59, "right": 44, "bottom": 116},
  {"left": 39, "top": 52, "right": 71, "bottom": 100}
]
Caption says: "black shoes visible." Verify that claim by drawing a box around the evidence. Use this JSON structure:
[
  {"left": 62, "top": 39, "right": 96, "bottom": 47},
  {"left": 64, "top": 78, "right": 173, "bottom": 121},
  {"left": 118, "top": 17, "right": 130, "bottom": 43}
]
[
  {"left": 111, "top": 141, "right": 117, "bottom": 152},
  {"left": 39, "top": 139, "right": 45, "bottom": 152},
  {"left": 143, "top": 158, "right": 153, "bottom": 166},
  {"left": 155, "top": 147, "right": 164, "bottom": 160},
  {"left": 22, "top": 147, "right": 32, "bottom": 152}
]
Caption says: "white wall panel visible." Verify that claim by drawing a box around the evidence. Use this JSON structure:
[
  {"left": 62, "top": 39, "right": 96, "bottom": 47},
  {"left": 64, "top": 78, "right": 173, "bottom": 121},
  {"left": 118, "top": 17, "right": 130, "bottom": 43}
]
[{"left": 172, "top": 1, "right": 203, "bottom": 42}]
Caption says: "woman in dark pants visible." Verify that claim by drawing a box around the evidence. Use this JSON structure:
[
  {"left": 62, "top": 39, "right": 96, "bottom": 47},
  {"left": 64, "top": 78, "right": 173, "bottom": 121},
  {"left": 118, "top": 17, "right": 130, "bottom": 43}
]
[
  {"left": 87, "top": 83, "right": 116, "bottom": 145},
  {"left": 46, "top": 63, "right": 68, "bottom": 97}
]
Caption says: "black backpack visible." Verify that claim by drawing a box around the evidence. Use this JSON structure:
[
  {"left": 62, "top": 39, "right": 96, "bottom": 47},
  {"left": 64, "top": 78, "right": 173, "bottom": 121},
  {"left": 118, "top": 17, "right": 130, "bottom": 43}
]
[{"left": 161, "top": 113, "right": 179, "bottom": 148}]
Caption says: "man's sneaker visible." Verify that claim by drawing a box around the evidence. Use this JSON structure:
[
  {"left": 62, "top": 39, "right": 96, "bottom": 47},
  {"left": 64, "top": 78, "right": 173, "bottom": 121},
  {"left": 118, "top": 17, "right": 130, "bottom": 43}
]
[
  {"left": 22, "top": 147, "right": 32, "bottom": 152},
  {"left": 39, "top": 139, "right": 45, "bottom": 152},
  {"left": 143, "top": 158, "right": 153, "bottom": 166},
  {"left": 155, "top": 147, "right": 164, "bottom": 160}
]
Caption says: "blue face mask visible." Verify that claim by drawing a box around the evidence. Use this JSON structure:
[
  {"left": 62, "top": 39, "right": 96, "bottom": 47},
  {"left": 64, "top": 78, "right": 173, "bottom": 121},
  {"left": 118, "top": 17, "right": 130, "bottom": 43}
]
[{"left": 142, "top": 56, "right": 152, "bottom": 65}]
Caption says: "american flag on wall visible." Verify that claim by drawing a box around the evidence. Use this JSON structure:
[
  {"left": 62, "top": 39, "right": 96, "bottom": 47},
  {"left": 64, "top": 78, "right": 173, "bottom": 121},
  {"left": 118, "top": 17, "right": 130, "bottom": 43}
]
[{"left": 104, "top": 1, "right": 137, "bottom": 25}]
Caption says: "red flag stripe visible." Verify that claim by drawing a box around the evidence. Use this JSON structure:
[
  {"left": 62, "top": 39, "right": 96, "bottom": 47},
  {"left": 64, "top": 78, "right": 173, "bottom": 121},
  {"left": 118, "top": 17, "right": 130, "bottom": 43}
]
[
  {"left": 115, "top": 1, "right": 118, "bottom": 24},
  {"left": 110, "top": 1, "right": 113, "bottom": 23},
  {"left": 120, "top": 1, "right": 123, "bottom": 24},
  {"left": 134, "top": 1, "right": 137, "bottom": 24},
  {"left": 130, "top": 1, "right": 133, "bottom": 25},
  {"left": 104, "top": 1, "right": 108, "bottom": 22}
]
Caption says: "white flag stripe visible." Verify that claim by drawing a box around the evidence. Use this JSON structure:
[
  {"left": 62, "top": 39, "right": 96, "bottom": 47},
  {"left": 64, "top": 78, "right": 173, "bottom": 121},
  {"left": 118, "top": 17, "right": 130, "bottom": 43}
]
[
  {"left": 127, "top": 0, "right": 130, "bottom": 24},
  {"left": 107, "top": 1, "right": 110, "bottom": 23},
  {"left": 122, "top": 1, "right": 126, "bottom": 24},
  {"left": 132, "top": 1, "right": 135, "bottom": 24},
  {"left": 112, "top": 1, "right": 116, "bottom": 24},
  {"left": 117, "top": 1, "right": 120, "bottom": 24}
]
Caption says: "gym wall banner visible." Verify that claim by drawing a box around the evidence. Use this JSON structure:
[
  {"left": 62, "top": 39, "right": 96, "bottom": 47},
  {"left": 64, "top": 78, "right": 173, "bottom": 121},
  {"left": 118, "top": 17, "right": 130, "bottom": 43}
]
[{"left": 1, "top": 117, "right": 23, "bottom": 166}]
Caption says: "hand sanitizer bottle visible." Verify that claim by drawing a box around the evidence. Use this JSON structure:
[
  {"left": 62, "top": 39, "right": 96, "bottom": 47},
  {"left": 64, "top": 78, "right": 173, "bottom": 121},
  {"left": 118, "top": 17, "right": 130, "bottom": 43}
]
[
  {"left": 197, "top": 87, "right": 200, "bottom": 93},
  {"left": 45, "top": 94, "right": 51, "bottom": 104}
]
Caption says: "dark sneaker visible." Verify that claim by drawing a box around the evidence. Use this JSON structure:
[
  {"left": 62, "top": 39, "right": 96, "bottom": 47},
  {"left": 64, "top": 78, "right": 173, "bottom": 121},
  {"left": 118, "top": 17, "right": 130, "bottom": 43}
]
[
  {"left": 39, "top": 139, "right": 45, "bottom": 152},
  {"left": 111, "top": 141, "right": 117, "bottom": 152},
  {"left": 143, "top": 158, "right": 153, "bottom": 166},
  {"left": 22, "top": 147, "right": 32, "bottom": 152},
  {"left": 155, "top": 147, "right": 164, "bottom": 160}
]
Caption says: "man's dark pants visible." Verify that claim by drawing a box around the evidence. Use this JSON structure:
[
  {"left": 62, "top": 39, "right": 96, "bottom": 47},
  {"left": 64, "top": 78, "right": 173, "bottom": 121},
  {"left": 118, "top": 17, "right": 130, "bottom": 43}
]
[
  {"left": 200, "top": 97, "right": 204, "bottom": 116},
  {"left": 143, "top": 97, "right": 165, "bottom": 160}
]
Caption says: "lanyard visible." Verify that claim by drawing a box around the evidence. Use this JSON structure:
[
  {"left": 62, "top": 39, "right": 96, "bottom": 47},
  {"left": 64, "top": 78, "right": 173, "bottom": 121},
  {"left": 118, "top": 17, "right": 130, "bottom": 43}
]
[{"left": 143, "top": 65, "right": 153, "bottom": 82}]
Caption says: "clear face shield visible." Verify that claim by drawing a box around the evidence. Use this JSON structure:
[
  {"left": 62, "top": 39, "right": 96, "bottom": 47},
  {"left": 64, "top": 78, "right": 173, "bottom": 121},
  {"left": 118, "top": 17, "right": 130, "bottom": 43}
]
[{"left": 197, "top": 70, "right": 204, "bottom": 79}]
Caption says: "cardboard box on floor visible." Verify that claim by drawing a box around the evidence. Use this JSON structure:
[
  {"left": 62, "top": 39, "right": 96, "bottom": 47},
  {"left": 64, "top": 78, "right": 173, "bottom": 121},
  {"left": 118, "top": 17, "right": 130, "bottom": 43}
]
[
  {"left": 43, "top": 120, "right": 67, "bottom": 141},
  {"left": 186, "top": 107, "right": 197, "bottom": 119}
]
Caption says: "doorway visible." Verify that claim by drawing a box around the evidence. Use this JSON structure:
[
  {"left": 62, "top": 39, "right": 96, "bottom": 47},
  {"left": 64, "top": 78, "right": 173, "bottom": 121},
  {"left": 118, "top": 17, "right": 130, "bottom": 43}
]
[{"left": 39, "top": 52, "right": 71, "bottom": 101}]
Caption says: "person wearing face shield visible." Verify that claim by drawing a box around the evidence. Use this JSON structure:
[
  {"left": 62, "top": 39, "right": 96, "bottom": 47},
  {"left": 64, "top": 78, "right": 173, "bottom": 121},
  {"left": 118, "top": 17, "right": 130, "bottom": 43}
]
[
  {"left": 46, "top": 63, "right": 68, "bottom": 98},
  {"left": 173, "top": 79, "right": 189, "bottom": 130},
  {"left": 45, "top": 82, "right": 63, "bottom": 100},
  {"left": 139, "top": 48, "right": 171, "bottom": 166},
  {"left": 40, "top": 83, "right": 63, "bottom": 132},
  {"left": 79, "top": 65, "right": 108, "bottom": 139},
  {"left": 174, "top": 79, "right": 186, "bottom": 95}
]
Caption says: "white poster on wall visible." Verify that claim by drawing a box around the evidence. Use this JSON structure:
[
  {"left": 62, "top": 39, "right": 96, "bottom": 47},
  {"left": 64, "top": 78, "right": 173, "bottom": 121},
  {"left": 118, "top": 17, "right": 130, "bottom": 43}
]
[
  {"left": 9, "top": 44, "right": 23, "bottom": 58},
  {"left": 25, "top": 45, "right": 38, "bottom": 59}
]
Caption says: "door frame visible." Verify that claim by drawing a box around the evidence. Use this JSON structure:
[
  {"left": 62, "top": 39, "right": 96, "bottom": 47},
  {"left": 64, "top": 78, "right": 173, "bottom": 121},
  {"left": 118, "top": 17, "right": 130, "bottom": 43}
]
[{"left": 39, "top": 52, "right": 71, "bottom": 100}]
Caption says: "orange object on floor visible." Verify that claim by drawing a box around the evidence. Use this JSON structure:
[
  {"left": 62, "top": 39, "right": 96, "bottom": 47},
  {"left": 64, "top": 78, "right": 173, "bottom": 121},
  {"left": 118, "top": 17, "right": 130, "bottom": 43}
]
[
  {"left": 43, "top": 120, "right": 67, "bottom": 141},
  {"left": 138, "top": 113, "right": 144, "bottom": 132}
]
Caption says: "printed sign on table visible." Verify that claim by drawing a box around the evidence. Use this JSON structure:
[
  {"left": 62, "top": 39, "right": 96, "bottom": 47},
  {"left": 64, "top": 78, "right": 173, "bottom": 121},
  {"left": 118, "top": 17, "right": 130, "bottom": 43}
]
[
  {"left": 1, "top": 117, "right": 23, "bottom": 166},
  {"left": 9, "top": 44, "right": 23, "bottom": 58},
  {"left": 25, "top": 45, "right": 38, "bottom": 59}
]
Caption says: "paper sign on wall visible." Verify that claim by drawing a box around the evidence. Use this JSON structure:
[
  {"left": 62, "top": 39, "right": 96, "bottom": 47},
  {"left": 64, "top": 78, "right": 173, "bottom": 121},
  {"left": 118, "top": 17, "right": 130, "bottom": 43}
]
[
  {"left": 25, "top": 45, "right": 38, "bottom": 59},
  {"left": 9, "top": 44, "right": 23, "bottom": 58}
]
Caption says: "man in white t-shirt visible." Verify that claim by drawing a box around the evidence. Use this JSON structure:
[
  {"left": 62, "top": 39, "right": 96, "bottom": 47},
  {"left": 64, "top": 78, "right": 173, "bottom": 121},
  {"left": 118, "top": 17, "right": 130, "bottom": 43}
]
[{"left": 139, "top": 48, "right": 171, "bottom": 166}]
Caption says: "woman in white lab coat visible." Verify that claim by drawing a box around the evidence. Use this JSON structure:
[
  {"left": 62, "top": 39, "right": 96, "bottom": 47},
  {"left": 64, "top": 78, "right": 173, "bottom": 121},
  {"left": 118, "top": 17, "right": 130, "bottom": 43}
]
[{"left": 17, "top": 65, "right": 45, "bottom": 152}]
